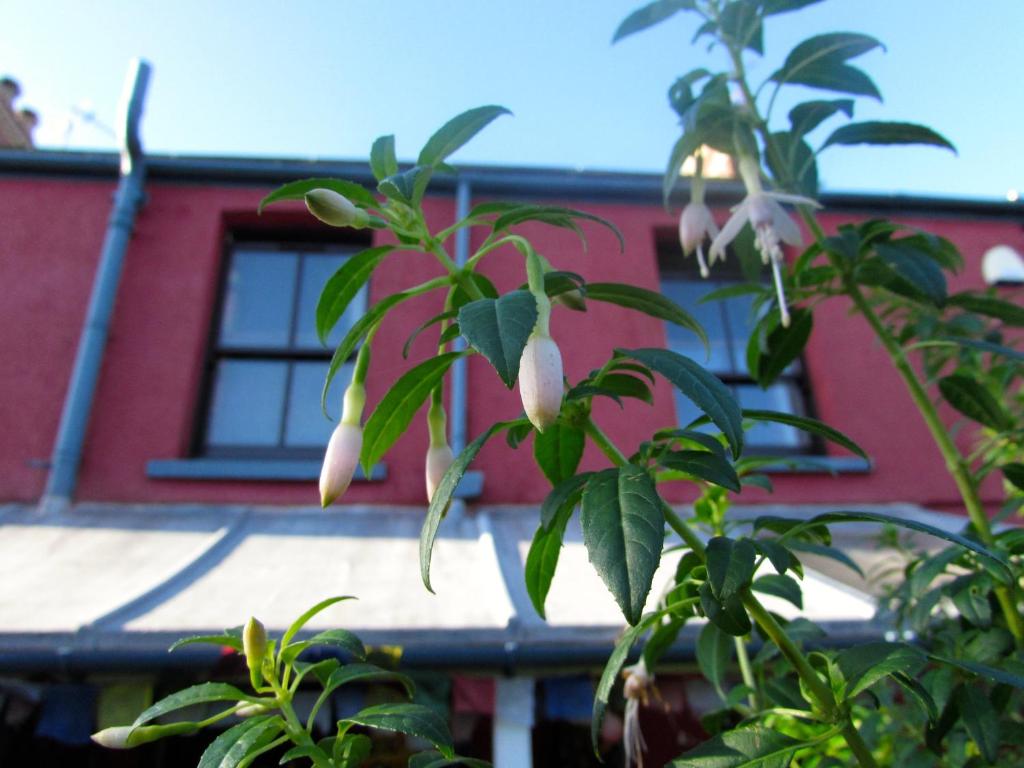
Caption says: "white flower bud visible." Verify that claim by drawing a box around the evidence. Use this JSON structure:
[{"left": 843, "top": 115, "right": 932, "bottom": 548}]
[
  {"left": 678, "top": 202, "right": 716, "bottom": 255},
  {"left": 305, "top": 188, "right": 369, "bottom": 228},
  {"left": 234, "top": 701, "right": 272, "bottom": 718},
  {"left": 243, "top": 616, "right": 267, "bottom": 686},
  {"left": 425, "top": 444, "right": 455, "bottom": 502},
  {"left": 91, "top": 726, "right": 134, "bottom": 750},
  {"left": 91, "top": 722, "right": 198, "bottom": 750},
  {"left": 320, "top": 423, "right": 363, "bottom": 507},
  {"left": 518, "top": 332, "right": 563, "bottom": 432}
]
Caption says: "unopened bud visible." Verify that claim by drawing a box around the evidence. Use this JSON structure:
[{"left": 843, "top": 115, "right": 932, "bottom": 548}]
[
  {"left": 305, "top": 188, "right": 369, "bottom": 228},
  {"left": 234, "top": 701, "right": 272, "bottom": 718},
  {"left": 320, "top": 422, "right": 363, "bottom": 507},
  {"left": 92, "top": 722, "right": 198, "bottom": 750},
  {"left": 425, "top": 444, "right": 455, "bottom": 502},
  {"left": 518, "top": 332, "right": 563, "bottom": 432},
  {"left": 91, "top": 726, "right": 134, "bottom": 750},
  {"left": 243, "top": 617, "right": 268, "bottom": 686}
]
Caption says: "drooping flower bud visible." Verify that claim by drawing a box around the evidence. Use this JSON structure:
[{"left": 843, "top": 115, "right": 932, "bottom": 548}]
[
  {"left": 91, "top": 722, "right": 199, "bottom": 750},
  {"left": 243, "top": 616, "right": 268, "bottom": 687},
  {"left": 678, "top": 201, "right": 720, "bottom": 278},
  {"left": 305, "top": 188, "right": 369, "bottom": 229},
  {"left": 91, "top": 726, "right": 134, "bottom": 750},
  {"left": 518, "top": 332, "right": 563, "bottom": 432},
  {"left": 319, "top": 422, "right": 362, "bottom": 507},
  {"left": 425, "top": 444, "right": 455, "bottom": 502}
]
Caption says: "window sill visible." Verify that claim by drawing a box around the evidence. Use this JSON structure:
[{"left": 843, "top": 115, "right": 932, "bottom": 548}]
[
  {"left": 759, "top": 456, "right": 872, "bottom": 475},
  {"left": 146, "top": 458, "right": 387, "bottom": 482}
]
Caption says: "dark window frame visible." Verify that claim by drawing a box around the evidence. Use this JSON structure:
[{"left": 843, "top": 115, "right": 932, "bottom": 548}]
[{"left": 191, "top": 229, "right": 371, "bottom": 461}]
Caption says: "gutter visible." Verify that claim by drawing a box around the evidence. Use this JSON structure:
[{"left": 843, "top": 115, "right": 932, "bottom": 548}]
[{"left": 40, "top": 59, "right": 151, "bottom": 511}]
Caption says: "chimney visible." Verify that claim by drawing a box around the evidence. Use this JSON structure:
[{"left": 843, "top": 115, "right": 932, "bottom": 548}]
[
  {"left": 0, "top": 77, "right": 20, "bottom": 109},
  {"left": 0, "top": 76, "right": 35, "bottom": 149}
]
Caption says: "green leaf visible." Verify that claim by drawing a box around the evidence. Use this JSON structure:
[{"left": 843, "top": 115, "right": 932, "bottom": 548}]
[
  {"left": 757, "top": 511, "right": 1013, "bottom": 583},
  {"left": 421, "top": 420, "right": 524, "bottom": 591},
  {"left": 340, "top": 704, "right": 454, "bottom": 759},
  {"left": 947, "top": 292, "right": 1024, "bottom": 326},
  {"left": 957, "top": 686, "right": 1000, "bottom": 764},
  {"left": 875, "top": 242, "right": 947, "bottom": 305},
  {"left": 742, "top": 410, "right": 867, "bottom": 458},
  {"left": 534, "top": 422, "right": 585, "bottom": 485},
  {"left": 763, "top": 0, "right": 825, "bottom": 14},
  {"left": 659, "top": 450, "right": 740, "bottom": 492},
  {"left": 718, "top": 0, "right": 763, "bottom": 54},
  {"left": 596, "top": 373, "right": 653, "bottom": 403},
  {"left": 361, "top": 352, "right": 466, "bottom": 474},
  {"left": 664, "top": 132, "right": 703, "bottom": 206},
  {"left": 540, "top": 472, "right": 593, "bottom": 528},
  {"left": 938, "top": 374, "right": 1011, "bottom": 431},
  {"left": 370, "top": 135, "right": 398, "bottom": 181},
  {"left": 409, "top": 751, "right": 491, "bottom": 768},
  {"left": 696, "top": 622, "right": 734, "bottom": 697},
  {"left": 930, "top": 654, "right": 1024, "bottom": 690},
  {"left": 525, "top": 502, "right": 573, "bottom": 619},
  {"left": 670, "top": 725, "right": 805, "bottom": 767},
  {"left": 492, "top": 204, "right": 625, "bottom": 251},
  {"left": 316, "top": 246, "right": 393, "bottom": 345},
  {"left": 281, "top": 596, "right": 356, "bottom": 649},
  {"left": 822, "top": 121, "right": 956, "bottom": 154},
  {"left": 753, "top": 538, "right": 798, "bottom": 577},
  {"left": 788, "top": 99, "right": 855, "bottom": 138},
  {"left": 836, "top": 642, "right": 925, "bottom": 698},
  {"left": 752, "top": 574, "right": 803, "bottom": 609},
  {"left": 458, "top": 291, "right": 538, "bottom": 388},
  {"left": 418, "top": 106, "right": 511, "bottom": 168},
  {"left": 586, "top": 283, "right": 707, "bottom": 349},
  {"left": 304, "top": 629, "right": 367, "bottom": 660},
  {"left": 706, "top": 537, "right": 756, "bottom": 601},
  {"left": 133, "top": 683, "right": 255, "bottom": 727},
  {"left": 168, "top": 631, "right": 243, "bottom": 653},
  {"left": 891, "top": 671, "right": 938, "bottom": 723},
  {"left": 612, "top": 0, "right": 695, "bottom": 43},
  {"left": 700, "top": 582, "right": 751, "bottom": 636},
  {"left": 320, "top": 663, "right": 415, "bottom": 700},
  {"left": 766, "top": 131, "right": 818, "bottom": 197},
  {"left": 403, "top": 310, "right": 459, "bottom": 359},
  {"left": 776, "top": 31, "right": 883, "bottom": 76},
  {"left": 333, "top": 734, "right": 373, "bottom": 768},
  {"left": 581, "top": 465, "right": 665, "bottom": 625},
  {"left": 786, "top": 540, "right": 863, "bottom": 578},
  {"left": 776, "top": 60, "right": 881, "bottom": 100},
  {"left": 322, "top": 291, "right": 417, "bottom": 415},
  {"left": 198, "top": 716, "right": 283, "bottom": 768},
  {"left": 258, "top": 177, "right": 377, "bottom": 213},
  {"left": 1002, "top": 463, "right": 1024, "bottom": 491},
  {"left": 378, "top": 165, "right": 434, "bottom": 206},
  {"left": 619, "top": 348, "right": 744, "bottom": 458},
  {"left": 591, "top": 612, "right": 663, "bottom": 755},
  {"left": 747, "top": 308, "right": 813, "bottom": 388}
]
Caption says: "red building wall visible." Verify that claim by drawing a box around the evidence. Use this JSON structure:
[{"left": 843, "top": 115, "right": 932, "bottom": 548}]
[{"left": 1, "top": 171, "right": 1020, "bottom": 513}]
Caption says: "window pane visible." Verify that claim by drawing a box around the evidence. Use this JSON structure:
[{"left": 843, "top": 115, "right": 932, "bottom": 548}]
[
  {"left": 722, "top": 292, "right": 760, "bottom": 372},
  {"left": 207, "top": 360, "right": 288, "bottom": 446},
  {"left": 284, "top": 361, "right": 354, "bottom": 447},
  {"left": 661, "top": 278, "right": 732, "bottom": 371},
  {"left": 219, "top": 250, "right": 298, "bottom": 348},
  {"left": 734, "top": 382, "right": 808, "bottom": 449},
  {"left": 294, "top": 252, "right": 367, "bottom": 349}
]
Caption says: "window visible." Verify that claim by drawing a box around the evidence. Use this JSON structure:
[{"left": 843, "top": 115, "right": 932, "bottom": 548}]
[
  {"left": 196, "top": 239, "right": 367, "bottom": 459},
  {"left": 659, "top": 246, "right": 815, "bottom": 454}
]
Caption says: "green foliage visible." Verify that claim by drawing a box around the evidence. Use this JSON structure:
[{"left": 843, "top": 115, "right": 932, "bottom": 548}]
[{"left": 457, "top": 291, "right": 537, "bottom": 388}]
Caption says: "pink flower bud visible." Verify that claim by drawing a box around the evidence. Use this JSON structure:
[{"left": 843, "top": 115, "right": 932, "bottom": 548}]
[
  {"left": 518, "top": 332, "right": 563, "bottom": 432},
  {"left": 305, "top": 188, "right": 369, "bottom": 228},
  {"left": 320, "top": 423, "right": 363, "bottom": 507},
  {"left": 425, "top": 444, "right": 455, "bottom": 502}
]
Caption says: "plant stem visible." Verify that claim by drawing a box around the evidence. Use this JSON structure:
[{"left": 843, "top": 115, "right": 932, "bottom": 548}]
[
  {"left": 734, "top": 636, "right": 760, "bottom": 710},
  {"left": 582, "top": 416, "right": 878, "bottom": 765}
]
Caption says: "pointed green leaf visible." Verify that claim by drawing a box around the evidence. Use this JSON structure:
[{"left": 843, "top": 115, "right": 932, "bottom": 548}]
[
  {"left": 378, "top": 165, "right": 434, "bottom": 206},
  {"left": 305, "top": 628, "right": 367, "bottom": 660},
  {"left": 775, "top": 61, "right": 881, "bottom": 99},
  {"left": 258, "top": 177, "right": 377, "bottom": 213},
  {"left": 361, "top": 352, "right": 466, "bottom": 474},
  {"left": 587, "top": 283, "right": 707, "bottom": 349},
  {"left": 747, "top": 307, "right": 813, "bottom": 388},
  {"left": 957, "top": 686, "right": 1000, "bottom": 764},
  {"left": 281, "top": 596, "right": 356, "bottom": 649},
  {"left": 763, "top": 0, "right": 825, "bottom": 14},
  {"left": 133, "top": 683, "right": 255, "bottom": 727},
  {"left": 947, "top": 292, "right": 1024, "bottom": 326},
  {"left": 837, "top": 642, "right": 925, "bottom": 698},
  {"left": 409, "top": 751, "right": 492, "bottom": 768},
  {"left": 321, "top": 663, "right": 415, "bottom": 699},
  {"left": 534, "top": 422, "right": 585, "bottom": 485},
  {"left": 596, "top": 373, "right": 653, "bottom": 403},
  {"left": 752, "top": 574, "right": 803, "bottom": 609},
  {"left": 421, "top": 420, "right": 525, "bottom": 591},
  {"left": 786, "top": 540, "right": 863, "bottom": 578},
  {"left": 779, "top": 31, "right": 883, "bottom": 72},
  {"left": 696, "top": 622, "right": 735, "bottom": 696},
  {"left": 788, "top": 99, "right": 855, "bottom": 138},
  {"left": 938, "top": 374, "right": 1011, "bottom": 431},
  {"left": 340, "top": 703, "right": 454, "bottom": 759},
  {"left": 525, "top": 502, "right": 573, "bottom": 619},
  {"left": 706, "top": 537, "right": 757, "bottom": 601},
  {"left": 612, "top": 0, "right": 695, "bottom": 43},
  {"left": 492, "top": 204, "right": 625, "bottom": 251},
  {"left": 718, "top": 0, "right": 763, "bottom": 53},
  {"left": 540, "top": 471, "right": 593, "bottom": 528},
  {"left": 670, "top": 725, "right": 805, "bottom": 767},
  {"left": 316, "top": 246, "right": 393, "bottom": 345},
  {"left": 581, "top": 465, "right": 665, "bottom": 625},
  {"left": 822, "top": 120, "right": 955, "bottom": 154},
  {"left": 458, "top": 291, "right": 538, "bottom": 388},
  {"left": 198, "top": 715, "right": 284, "bottom": 768},
  {"left": 620, "top": 348, "right": 743, "bottom": 458},
  {"left": 659, "top": 450, "right": 740, "bottom": 492},
  {"left": 742, "top": 409, "right": 867, "bottom": 458},
  {"left": 930, "top": 654, "right": 1024, "bottom": 690},
  {"left": 370, "top": 135, "right": 398, "bottom": 181},
  {"left": 875, "top": 242, "right": 947, "bottom": 305},
  {"left": 403, "top": 310, "right": 459, "bottom": 359},
  {"left": 418, "top": 106, "right": 511, "bottom": 168},
  {"left": 168, "top": 632, "right": 243, "bottom": 653}
]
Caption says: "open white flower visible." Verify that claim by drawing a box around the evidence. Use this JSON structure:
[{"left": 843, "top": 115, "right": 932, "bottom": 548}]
[
  {"left": 678, "top": 201, "right": 720, "bottom": 278},
  {"left": 710, "top": 156, "right": 819, "bottom": 327}
]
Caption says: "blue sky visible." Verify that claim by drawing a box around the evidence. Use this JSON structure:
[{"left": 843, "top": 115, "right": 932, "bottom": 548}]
[{"left": 6, "top": 1, "right": 1022, "bottom": 200}]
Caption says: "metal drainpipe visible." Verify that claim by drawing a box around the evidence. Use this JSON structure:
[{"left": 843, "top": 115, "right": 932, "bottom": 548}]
[
  {"left": 41, "top": 59, "right": 151, "bottom": 513},
  {"left": 445, "top": 178, "right": 472, "bottom": 522}
]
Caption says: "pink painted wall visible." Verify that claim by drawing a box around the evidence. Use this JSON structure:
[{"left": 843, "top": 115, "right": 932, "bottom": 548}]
[{"left": 2, "top": 172, "right": 1021, "bottom": 514}]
